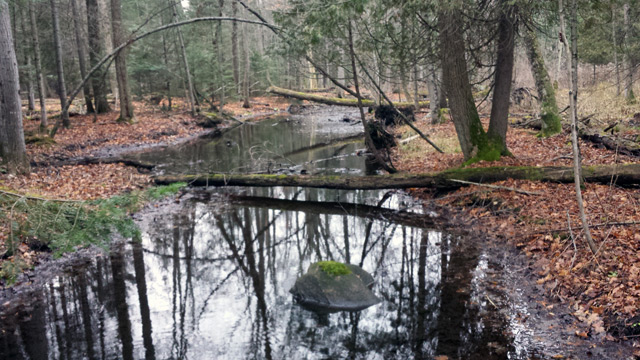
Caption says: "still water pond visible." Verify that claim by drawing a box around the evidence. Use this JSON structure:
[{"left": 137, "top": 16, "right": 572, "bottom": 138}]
[{"left": 1, "top": 106, "right": 538, "bottom": 359}]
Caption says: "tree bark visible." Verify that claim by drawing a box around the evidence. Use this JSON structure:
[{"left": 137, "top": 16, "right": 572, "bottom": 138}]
[
  {"left": 267, "top": 86, "right": 428, "bottom": 108},
  {"left": 623, "top": 2, "right": 635, "bottom": 103},
  {"left": 488, "top": 0, "right": 516, "bottom": 154},
  {"left": 523, "top": 26, "right": 562, "bottom": 136},
  {"left": 18, "top": 8, "right": 35, "bottom": 112},
  {"left": 231, "top": 0, "right": 240, "bottom": 94},
  {"left": 0, "top": 0, "right": 29, "bottom": 173},
  {"left": 70, "top": 0, "right": 95, "bottom": 114},
  {"left": 566, "top": 0, "right": 597, "bottom": 254},
  {"left": 111, "top": 0, "right": 135, "bottom": 121},
  {"left": 50, "top": 0, "right": 70, "bottom": 128},
  {"left": 28, "top": 0, "right": 47, "bottom": 130},
  {"left": 241, "top": 15, "right": 251, "bottom": 108},
  {"left": 171, "top": 0, "right": 196, "bottom": 115},
  {"left": 86, "top": 0, "right": 111, "bottom": 113},
  {"left": 612, "top": 4, "right": 620, "bottom": 96},
  {"left": 426, "top": 63, "right": 441, "bottom": 124},
  {"left": 153, "top": 163, "right": 640, "bottom": 190},
  {"left": 439, "top": 7, "right": 497, "bottom": 161}
]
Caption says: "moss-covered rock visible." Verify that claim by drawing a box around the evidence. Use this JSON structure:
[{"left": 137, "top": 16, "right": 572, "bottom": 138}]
[{"left": 290, "top": 262, "right": 380, "bottom": 313}]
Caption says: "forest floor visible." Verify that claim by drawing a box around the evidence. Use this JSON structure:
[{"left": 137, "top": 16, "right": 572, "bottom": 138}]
[
  {"left": 392, "top": 86, "right": 640, "bottom": 354},
  {"left": 1, "top": 89, "right": 639, "bottom": 355}
]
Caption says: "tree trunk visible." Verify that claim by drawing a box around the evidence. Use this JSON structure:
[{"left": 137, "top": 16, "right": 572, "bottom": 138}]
[
  {"left": 171, "top": 0, "right": 196, "bottom": 115},
  {"left": 241, "top": 16, "right": 251, "bottom": 108},
  {"left": 0, "top": 0, "right": 29, "bottom": 173},
  {"left": 70, "top": 0, "right": 95, "bottom": 114},
  {"left": 86, "top": 0, "right": 111, "bottom": 113},
  {"left": 18, "top": 7, "right": 35, "bottom": 112},
  {"left": 612, "top": 4, "right": 620, "bottom": 96},
  {"left": 215, "top": 0, "right": 225, "bottom": 108},
  {"left": 28, "top": 0, "right": 47, "bottom": 130},
  {"left": 50, "top": 0, "right": 70, "bottom": 128},
  {"left": 623, "top": 2, "right": 635, "bottom": 103},
  {"left": 161, "top": 27, "right": 172, "bottom": 109},
  {"left": 427, "top": 63, "right": 441, "bottom": 124},
  {"left": 567, "top": 0, "right": 597, "bottom": 254},
  {"left": 487, "top": 0, "right": 516, "bottom": 154},
  {"left": 439, "top": 7, "right": 497, "bottom": 162},
  {"left": 523, "top": 26, "right": 562, "bottom": 136},
  {"left": 231, "top": 0, "right": 240, "bottom": 94},
  {"left": 267, "top": 86, "right": 428, "bottom": 108},
  {"left": 111, "top": 0, "right": 135, "bottom": 121},
  {"left": 153, "top": 163, "right": 640, "bottom": 190},
  {"left": 556, "top": 0, "right": 567, "bottom": 84}
]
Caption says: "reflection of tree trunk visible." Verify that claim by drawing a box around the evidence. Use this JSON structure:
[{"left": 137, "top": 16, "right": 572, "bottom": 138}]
[
  {"left": 435, "top": 237, "right": 478, "bottom": 356},
  {"left": 133, "top": 241, "right": 156, "bottom": 359},
  {"left": 48, "top": 283, "right": 66, "bottom": 360},
  {"left": 110, "top": 245, "right": 134, "bottom": 360},
  {"left": 18, "top": 293, "right": 49, "bottom": 360},
  {"left": 77, "top": 273, "right": 97, "bottom": 360},
  {"left": 59, "top": 281, "right": 73, "bottom": 360},
  {"left": 0, "top": 321, "right": 23, "bottom": 359},
  {"left": 413, "top": 232, "right": 428, "bottom": 360}
]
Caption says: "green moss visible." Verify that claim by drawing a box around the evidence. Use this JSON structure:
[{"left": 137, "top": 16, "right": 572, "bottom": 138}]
[
  {"left": 24, "top": 135, "right": 56, "bottom": 146},
  {"left": 317, "top": 261, "right": 351, "bottom": 276}
]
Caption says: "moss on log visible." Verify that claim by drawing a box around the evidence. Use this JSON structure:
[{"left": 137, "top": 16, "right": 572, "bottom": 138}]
[
  {"left": 153, "top": 163, "right": 640, "bottom": 190},
  {"left": 268, "top": 86, "right": 429, "bottom": 109}
]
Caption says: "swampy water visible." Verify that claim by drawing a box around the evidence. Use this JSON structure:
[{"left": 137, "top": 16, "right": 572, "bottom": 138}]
[{"left": 1, "top": 106, "right": 544, "bottom": 359}]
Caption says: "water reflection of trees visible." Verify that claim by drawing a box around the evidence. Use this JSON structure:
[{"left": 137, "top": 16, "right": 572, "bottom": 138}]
[{"left": 0, "top": 187, "right": 511, "bottom": 359}]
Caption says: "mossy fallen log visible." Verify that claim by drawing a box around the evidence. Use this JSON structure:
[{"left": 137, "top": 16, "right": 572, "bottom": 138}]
[
  {"left": 268, "top": 86, "right": 429, "bottom": 109},
  {"left": 153, "top": 163, "right": 640, "bottom": 189}
]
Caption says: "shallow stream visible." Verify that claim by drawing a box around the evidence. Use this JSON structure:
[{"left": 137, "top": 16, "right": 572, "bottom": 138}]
[{"left": 1, "top": 106, "right": 562, "bottom": 359}]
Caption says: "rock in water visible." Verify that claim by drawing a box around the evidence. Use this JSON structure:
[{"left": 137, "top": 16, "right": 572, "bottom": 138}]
[{"left": 290, "top": 261, "right": 381, "bottom": 313}]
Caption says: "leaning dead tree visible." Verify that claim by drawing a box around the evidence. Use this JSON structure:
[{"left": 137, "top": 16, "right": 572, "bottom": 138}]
[{"left": 153, "top": 163, "right": 640, "bottom": 190}]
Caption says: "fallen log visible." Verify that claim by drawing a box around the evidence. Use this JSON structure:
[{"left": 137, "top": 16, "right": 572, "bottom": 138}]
[
  {"left": 513, "top": 116, "right": 640, "bottom": 157},
  {"left": 268, "top": 86, "right": 429, "bottom": 109},
  {"left": 153, "top": 163, "right": 640, "bottom": 189}
]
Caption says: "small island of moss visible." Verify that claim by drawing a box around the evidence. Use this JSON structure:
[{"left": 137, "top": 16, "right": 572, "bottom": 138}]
[{"left": 317, "top": 261, "right": 351, "bottom": 276}]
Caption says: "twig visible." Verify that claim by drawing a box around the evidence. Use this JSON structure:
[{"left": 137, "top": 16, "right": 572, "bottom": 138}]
[
  {"left": 399, "top": 135, "right": 420, "bottom": 144},
  {"left": 485, "top": 295, "right": 498, "bottom": 308},
  {"left": 567, "top": 211, "right": 577, "bottom": 270},
  {"left": 448, "top": 179, "right": 543, "bottom": 195}
]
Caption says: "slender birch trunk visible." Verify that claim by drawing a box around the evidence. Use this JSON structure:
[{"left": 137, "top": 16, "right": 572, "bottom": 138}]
[
  {"left": 49, "top": 0, "right": 70, "bottom": 127},
  {"left": 28, "top": 0, "right": 47, "bottom": 129}
]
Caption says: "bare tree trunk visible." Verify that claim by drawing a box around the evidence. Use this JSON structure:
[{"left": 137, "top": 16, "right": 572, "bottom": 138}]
[
  {"left": 242, "top": 16, "right": 251, "bottom": 108},
  {"left": 111, "top": 0, "right": 135, "bottom": 121},
  {"left": 523, "top": 26, "right": 562, "bottom": 136},
  {"left": 231, "top": 0, "right": 240, "bottom": 94},
  {"left": 556, "top": 0, "right": 567, "bottom": 84},
  {"left": 171, "top": 0, "right": 196, "bottom": 115},
  {"left": 488, "top": 0, "right": 516, "bottom": 154},
  {"left": 50, "top": 0, "right": 70, "bottom": 128},
  {"left": 427, "top": 63, "right": 441, "bottom": 124},
  {"left": 215, "top": 0, "right": 225, "bottom": 108},
  {"left": 566, "top": 0, "right": 597, "bottom": 254},
  {"left": 86, "top": 0, "right": 111, "bottom": 113},
  {"left": 18, "top": 7, "right": 35, "bottom": 111},
  {"left": 99, "top": 0, "right": 118, "bottom": 106},
  {"left": 623, "top": 2, "right": 635, "bottom": 102},
  {"left": 28, "top": 0, "right": 47, "bottom": 129},
  {"left": 439, "top": 7, "right": 496, "bottom": 162},
  {"left": 161, "top": 25, "right": 172, "bottom": 109},
  {"left": 0, "top": 0, "right": 29, "bottom": 173},
  {"left": 71, "top": 0, "right": 95, "bottom": 113},
  {"left": 612, "top": 4, "right": 620, "bottom": 96}
]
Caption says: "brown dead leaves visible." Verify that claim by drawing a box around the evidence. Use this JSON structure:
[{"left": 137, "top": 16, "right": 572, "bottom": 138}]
[{"left": 394, "top": 112, "right": 640, "bottom": 337}]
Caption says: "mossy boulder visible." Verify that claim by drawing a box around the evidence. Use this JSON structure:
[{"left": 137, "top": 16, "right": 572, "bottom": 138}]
[{"left": 290, "top": 262, "right": 381, "bottom": 313}]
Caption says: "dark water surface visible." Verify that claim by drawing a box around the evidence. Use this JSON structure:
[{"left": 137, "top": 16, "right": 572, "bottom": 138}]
[{"left": 1, "top": 106, "right": 543, "bottom": 359}]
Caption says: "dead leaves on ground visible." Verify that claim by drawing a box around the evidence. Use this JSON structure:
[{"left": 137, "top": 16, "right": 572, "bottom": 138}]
[{"left": 394, "top": 112, "right": 640, "bottom": 339}]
